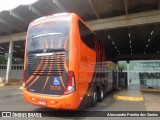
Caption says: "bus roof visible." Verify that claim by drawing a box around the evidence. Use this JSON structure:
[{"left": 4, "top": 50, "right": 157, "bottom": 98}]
[{"left": 29, "top": 13, "right": 71, "bottom": 28}]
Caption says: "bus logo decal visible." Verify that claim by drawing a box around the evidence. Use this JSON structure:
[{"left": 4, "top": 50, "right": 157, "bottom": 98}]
[{"left": 53, "top": 77, "right": 60, "bottom": 86}]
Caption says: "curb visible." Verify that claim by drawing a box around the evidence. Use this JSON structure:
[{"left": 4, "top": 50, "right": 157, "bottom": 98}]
[
  {"left": 113, "top": 95, "right": 144, "bottom": 102},
  {"left": 0, "top": 84, "right": 6, "bottom": 87},
  {"left": 0, "top": 84, "right": 21, "bottom": 87},
  {"left": 141, "top": 89, "right": 160, "bottom": 92},
  {"left": 9, "top": 84, "right": 22, "bottom": 86},
  {"left": 0, "top": 81, "right": 22, "bottom": 87},
  {"left": 19, "top": 86, "right": 23, "bottom": 90}
]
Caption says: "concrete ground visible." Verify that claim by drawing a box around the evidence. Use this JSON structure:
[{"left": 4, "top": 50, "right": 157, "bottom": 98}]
[
  {"left": 0, "top": 86, "right": 159, "bottom": 120},
  {"left": 142, "top": 92, "right": 160, "bottom": 111}
]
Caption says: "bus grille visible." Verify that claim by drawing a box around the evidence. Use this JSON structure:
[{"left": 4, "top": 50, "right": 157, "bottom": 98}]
[{"left": 27, "top": 52, "right": 65, "bottom": 76}]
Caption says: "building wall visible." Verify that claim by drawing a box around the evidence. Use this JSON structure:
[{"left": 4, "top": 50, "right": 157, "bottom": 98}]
[
  {"left": 119, "top": 60, "right": 160, "bottom": 89},
  {"left": 0, "top": 64, "right": 23, "bottom": 82}
]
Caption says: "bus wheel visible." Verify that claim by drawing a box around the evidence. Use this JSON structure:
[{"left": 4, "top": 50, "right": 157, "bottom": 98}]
[
  {"left": 98, "top": 87, "right": 104, "bottom": 102},
  {"left": 91, "top": 89, "right": 98, "bottom": 107}
]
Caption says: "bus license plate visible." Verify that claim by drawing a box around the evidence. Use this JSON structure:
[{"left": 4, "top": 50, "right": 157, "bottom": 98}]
[{"left": 38, "top": 100, "right": 47, "bottom": 106}]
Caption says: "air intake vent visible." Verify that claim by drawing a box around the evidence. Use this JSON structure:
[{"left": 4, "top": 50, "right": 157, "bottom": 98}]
[{"left": 27, "top": 52, "right": 65, "bottom": 76}]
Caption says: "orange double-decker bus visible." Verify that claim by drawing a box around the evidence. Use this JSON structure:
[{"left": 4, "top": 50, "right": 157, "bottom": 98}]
[{"left": 23, "top": 13, "right": 118, "bottom": 110}]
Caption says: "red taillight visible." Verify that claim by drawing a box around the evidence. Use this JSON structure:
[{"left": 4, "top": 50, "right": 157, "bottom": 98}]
[{"left": 63, "top": 71, "right": 75, "bottom": 95}]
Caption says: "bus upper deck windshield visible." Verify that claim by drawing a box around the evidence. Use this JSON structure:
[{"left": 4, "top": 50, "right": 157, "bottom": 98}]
[{"left": 27, "top": 17, "right": 70, "bottom": 53}]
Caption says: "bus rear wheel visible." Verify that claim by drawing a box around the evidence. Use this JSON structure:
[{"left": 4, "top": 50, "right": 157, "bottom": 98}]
[
  {"left": 91, "top": 89, "right": 98, "bottom": 107},
  {"left": 98, "top": 87, "right": 104, "bottom": 102}
]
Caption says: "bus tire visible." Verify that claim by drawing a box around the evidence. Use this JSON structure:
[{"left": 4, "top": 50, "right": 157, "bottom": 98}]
[
  {"left": 98, "top": 87, "right": 104, "bottom": 102},
  {"left": 91, "top": 89, "right": 98, "bottom": 107}
]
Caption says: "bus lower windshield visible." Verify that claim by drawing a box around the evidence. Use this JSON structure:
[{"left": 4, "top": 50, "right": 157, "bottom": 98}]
[{"left": 27, "top": 33, "right": 68, "bottom": 53}]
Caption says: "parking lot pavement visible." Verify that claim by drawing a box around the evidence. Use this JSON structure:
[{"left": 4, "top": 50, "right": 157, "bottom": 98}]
[
  {"left": 0, "top": 87, "right": 159, "bottom": 120},
  {"left": 0, "top": 87, "right": 146, "bottom": 111},
  {"left": 0, "top": 87, "right": 40, "bottom": 111},
  {"left": 142, "top": 92, "right": 160, "bottom": 111}
]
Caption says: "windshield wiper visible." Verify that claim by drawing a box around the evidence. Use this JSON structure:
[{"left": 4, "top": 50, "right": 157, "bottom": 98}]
[
  {"left": 45, "top": 48, "right": 65, "bottom": 52},
  {"left": 31, "top": 33, "right": 63, "bottom": 39},
  {"left": 28, "top": 49, "right": 43, "bottom": 54},
  {"left": 28, "top": 48, "right": 65, "bottom": 54}
]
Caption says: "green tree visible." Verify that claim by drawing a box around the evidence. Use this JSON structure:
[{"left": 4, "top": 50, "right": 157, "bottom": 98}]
[{"left": 0, "top": 55, "right": 7, "bottom": 64}]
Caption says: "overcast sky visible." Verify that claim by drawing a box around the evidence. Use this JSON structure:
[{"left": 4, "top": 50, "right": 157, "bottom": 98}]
[{"left": 0, "top": 0, "right": 38, "bottom": 12}]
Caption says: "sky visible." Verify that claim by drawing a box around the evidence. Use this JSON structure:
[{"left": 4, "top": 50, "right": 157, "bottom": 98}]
[{"left": 0, "top": 0, "right": 38, "bottom": 12}]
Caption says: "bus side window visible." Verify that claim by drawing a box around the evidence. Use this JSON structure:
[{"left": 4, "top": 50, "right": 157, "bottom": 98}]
[{"left": 78, "top": 20, "right": 95, "bottom": 50}]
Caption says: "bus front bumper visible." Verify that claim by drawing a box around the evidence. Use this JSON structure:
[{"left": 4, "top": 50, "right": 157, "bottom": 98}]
[{"left": 23, "top": 90, "right": 78, "bottom": 110}]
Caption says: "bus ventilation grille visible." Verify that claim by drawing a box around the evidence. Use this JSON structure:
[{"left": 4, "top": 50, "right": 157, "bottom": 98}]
[{"left": 27, "top": 52, "right": 65, "bottom": 76}]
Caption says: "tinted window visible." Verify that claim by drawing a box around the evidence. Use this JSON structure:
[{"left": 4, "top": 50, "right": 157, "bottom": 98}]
[
  {"left": 14, "top": 66, "right": 16, "bottom": 70},
  {"left": 17, "top": 66, "right": 20, "bottom": 70},
  {"left": 28, "top": 17, "right": 70, "bottom": 39},
  {"left": 78, "top": 20, "right": 95, "bottom": 50},
  {"left": 20, "top": 66, "right": 22, "bottom": 70},
  {"left": 27, "top": 16, "right": 70, "bottom": 52}
]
